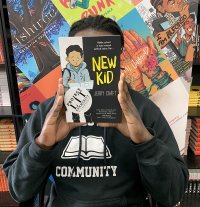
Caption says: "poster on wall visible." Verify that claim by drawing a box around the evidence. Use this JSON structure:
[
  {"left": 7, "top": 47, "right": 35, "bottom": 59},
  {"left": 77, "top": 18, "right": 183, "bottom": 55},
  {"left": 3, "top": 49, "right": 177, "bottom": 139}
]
[
  {"left": 134, "top": 0, "right": 198, "bottom": 88},
  {"left": 131, "top": 0, "right": 199, "bottom": 153},
  {"left": 6, "top": 0, "right": 70, "bottom": 113},
  {"left": 5, "top": 0, "right": 196, "bottom": 152}
]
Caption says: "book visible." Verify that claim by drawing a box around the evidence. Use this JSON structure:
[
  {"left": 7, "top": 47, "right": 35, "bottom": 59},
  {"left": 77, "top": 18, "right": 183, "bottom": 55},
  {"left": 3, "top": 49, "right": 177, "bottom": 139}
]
[
  {"left": 0, "top": 35, "right": 5, "bottom": 65},
  {"left": 190, "top": 132, "right": 200, "bottom": 142},
  {"left": 185, "top": 169, "right": 200, "bottom": 196},
  {"left": 191, "top": 124, "right": 200, "bottom": 132},
  {"left": 59, "top": 35, "right": 122, "bottom": 123},
  {"left": 0, "top": 167, "right": 9, "bottom": 192},
  {"left": 0, "top": 119, "right": 14, "bottom": 129},
  {"left": 190, "top": 128, "right": 200, "bottom": 137}
]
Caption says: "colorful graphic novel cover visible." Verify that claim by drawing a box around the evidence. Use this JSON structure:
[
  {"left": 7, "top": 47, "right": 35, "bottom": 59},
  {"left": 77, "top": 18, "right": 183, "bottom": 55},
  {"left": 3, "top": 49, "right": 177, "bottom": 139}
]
[
  {"left": 134, "top": 0, "right": 198, "bottom": 79},
  {"left": 6, "top": 0, "right": 70, "bottom": 114},
  {"left": 51, "top": 0, "right": 134, "bottom": 25},
  {"left": 118, "top": 8, "right": 178, "bottom": 97},
  {"left": 59, "top": 35, "right": 121, "bottom": 123}
]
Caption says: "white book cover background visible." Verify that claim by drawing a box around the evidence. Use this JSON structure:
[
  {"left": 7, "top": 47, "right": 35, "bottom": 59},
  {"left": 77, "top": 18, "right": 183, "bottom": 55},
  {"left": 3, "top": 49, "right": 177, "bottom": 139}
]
[{"left": 150, "top": 78, "right": 189, "bottom": 152}]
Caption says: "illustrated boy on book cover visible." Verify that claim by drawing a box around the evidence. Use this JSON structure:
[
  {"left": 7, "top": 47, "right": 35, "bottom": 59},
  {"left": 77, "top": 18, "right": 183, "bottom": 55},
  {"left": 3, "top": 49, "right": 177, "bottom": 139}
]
[
  {"left": 59, "top": 36, "right": 121, "bottom": 123},
  {"left": 63, "top": 45, "right": 92, "bottom": 92},
  {"left": 61, "top": 43, "right": 93, "bottom": 123}
]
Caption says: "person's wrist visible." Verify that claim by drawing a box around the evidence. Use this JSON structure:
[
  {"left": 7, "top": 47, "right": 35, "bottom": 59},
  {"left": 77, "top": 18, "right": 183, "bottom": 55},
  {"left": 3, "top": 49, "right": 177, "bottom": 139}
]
[
  {"left": 130, "top": 127, "right": 153, "bottom": 144},
  {"left": 35, "top": 134, "right": 55, "bottom": 150}
]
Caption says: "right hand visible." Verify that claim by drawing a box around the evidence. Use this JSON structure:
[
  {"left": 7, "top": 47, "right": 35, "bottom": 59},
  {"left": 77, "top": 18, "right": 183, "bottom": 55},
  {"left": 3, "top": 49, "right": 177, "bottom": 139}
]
[{"left": 35, "top": 78, "right": 83, "bottom": 150}]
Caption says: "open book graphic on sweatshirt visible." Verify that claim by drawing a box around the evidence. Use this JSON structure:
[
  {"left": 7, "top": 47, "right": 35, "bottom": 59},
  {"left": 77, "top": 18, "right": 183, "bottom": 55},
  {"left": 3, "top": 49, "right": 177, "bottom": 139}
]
[{"left": 61, "top": 135, "right": 112, "bottom": 161}]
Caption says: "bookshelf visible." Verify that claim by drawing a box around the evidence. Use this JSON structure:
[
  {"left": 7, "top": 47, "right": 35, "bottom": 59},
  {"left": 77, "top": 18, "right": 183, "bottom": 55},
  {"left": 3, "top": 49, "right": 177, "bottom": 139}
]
[
  {"left": 0, "top": 0, "right": 23, "bottom": 140},
  {"left": 181, "top": 3, "right": 200, "bottom": 205},
  {"left": 0, "top": 1, "right": 22, "bottom": 206}
]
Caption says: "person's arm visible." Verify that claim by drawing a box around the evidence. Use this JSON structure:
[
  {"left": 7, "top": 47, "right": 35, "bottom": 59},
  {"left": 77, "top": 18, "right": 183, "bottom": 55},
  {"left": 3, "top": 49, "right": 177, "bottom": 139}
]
[
  {"left": 3, "top": 78, "right": 83, "bottom": 202},
  {"left": 121, "top": 73, "right": 188, "bottom": 206},
  {"left": 3, "top": 98, "right": 55, "bottom": 202},
  {"left": 132, "top": 102, "right": 188, "bottom": 206},
  {"left": 123, "top": 73, "right": 188, "bottom": 205},
  {"left": 99, "top": 73, "right": 188, "bottom": 206}
]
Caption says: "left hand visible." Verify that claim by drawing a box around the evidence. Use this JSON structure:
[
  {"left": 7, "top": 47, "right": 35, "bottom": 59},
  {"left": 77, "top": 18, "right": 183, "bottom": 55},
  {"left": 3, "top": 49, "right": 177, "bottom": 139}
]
[{"left": 98, "top": 73, "right": 153, "bottom": 144}]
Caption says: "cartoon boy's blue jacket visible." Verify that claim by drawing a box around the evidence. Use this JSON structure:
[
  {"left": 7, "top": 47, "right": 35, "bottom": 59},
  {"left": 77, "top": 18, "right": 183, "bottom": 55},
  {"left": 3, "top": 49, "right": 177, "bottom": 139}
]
[{"left": 63, "top": 62, "right": 90, "bottom": 88}]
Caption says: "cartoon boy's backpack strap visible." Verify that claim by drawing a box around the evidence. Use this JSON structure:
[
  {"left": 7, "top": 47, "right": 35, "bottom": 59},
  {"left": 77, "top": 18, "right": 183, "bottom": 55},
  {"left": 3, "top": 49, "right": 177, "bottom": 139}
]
[{"left": 63, "top": 67, "right": 71, "bottom": 80}]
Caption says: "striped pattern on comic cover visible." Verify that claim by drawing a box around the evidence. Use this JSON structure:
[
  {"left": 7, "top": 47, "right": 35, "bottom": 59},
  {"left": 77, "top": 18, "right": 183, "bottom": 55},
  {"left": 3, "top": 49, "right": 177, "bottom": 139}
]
[
  {"left": 0, "top": 166, "right": 8, "bottom": 192},
  {"left": 189, "top": 118, "right": 200, "bottom": 155}
]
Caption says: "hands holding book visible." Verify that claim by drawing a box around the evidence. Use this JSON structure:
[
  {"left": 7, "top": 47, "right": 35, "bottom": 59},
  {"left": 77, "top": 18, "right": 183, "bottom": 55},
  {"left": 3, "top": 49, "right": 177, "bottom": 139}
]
[
  {"left": 35, "top": 73, "right": 153, "bottom": 150},
  {"left": 35, "top": 78, "right": 83, "bottom": 150},
  {"left": 98, "top": 72, "right": 153, "bottom": 144}
]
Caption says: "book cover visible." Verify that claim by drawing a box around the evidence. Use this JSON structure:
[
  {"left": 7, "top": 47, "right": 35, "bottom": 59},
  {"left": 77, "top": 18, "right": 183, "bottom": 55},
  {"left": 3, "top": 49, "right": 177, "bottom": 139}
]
[
  {"left": 0, "top": 168, "right": 9, "bottom": 192},
  {"left": 134, "top": 0, "right": 198, "bottom": 80},
  {"left": 190, "top": 129, "right": 200, "bottom": 140},
  {"left": 190, "top": 137, "right": 200, "bottom": 147},
  {"left": 59, "top": 35, "right": 121, "bottom": 123},
  {"left": 51, "top": 0, "right": 134, "bottom": 26},
  {"left": 5, "top": 0, "right": 70, "bottom": 114},
  {"left": 117, "top": 8, "right": 178, "bottom": 96},
  {"left": 189, "top": 140, "right": 200, "bottom": 151},
  {"left": 191, "top": 125, "right": 200, "bottom": 133},
  {"left": 0, "top": 35, "right": 5, "bottom": 65}
]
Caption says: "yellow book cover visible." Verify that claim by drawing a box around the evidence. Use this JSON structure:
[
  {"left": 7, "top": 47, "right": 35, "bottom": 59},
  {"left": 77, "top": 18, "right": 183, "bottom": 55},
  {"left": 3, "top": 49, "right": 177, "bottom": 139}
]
[{"left": 51, "top": 0, "right": 134, "bottom": 26}]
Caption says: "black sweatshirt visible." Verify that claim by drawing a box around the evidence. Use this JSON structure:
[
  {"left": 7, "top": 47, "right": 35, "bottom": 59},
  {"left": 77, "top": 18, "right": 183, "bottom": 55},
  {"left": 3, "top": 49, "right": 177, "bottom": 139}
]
[{"left": 3, "top": 90, "right": 188, "bottom": 207}]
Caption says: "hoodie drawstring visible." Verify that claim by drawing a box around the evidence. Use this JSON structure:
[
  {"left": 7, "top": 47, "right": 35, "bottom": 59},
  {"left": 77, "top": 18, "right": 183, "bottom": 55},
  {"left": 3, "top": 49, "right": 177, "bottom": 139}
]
[
  {"left": 70, "top": 126, "right": 82, "bottom": 178},
  {"left": 103, "top": 127, "right": 107, "bottom": 166},
  {"left": 70, "top": 126, "right": 108, "bottom": 178}
]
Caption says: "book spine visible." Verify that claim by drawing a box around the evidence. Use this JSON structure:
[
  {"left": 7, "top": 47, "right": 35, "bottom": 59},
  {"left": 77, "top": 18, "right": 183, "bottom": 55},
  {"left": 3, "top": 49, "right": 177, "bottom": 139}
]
[
  {"left": 185, "top": 170, "right": 200, "bottom": 197},
  {"left": 0, "top": 168, "right": 9, "bottom": 192}
]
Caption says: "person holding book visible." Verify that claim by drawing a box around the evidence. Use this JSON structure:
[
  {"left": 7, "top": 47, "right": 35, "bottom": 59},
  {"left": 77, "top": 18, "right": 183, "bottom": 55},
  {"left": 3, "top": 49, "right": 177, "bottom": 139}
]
[{"left": 3, "top": 15, "right": 188, "bottom": 207}]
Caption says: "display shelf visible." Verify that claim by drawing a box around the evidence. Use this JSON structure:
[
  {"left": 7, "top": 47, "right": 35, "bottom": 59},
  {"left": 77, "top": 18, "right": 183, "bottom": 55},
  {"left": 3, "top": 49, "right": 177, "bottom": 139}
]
[{"left": 0, "top": 0, "right": 23, "bottom": 141}]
